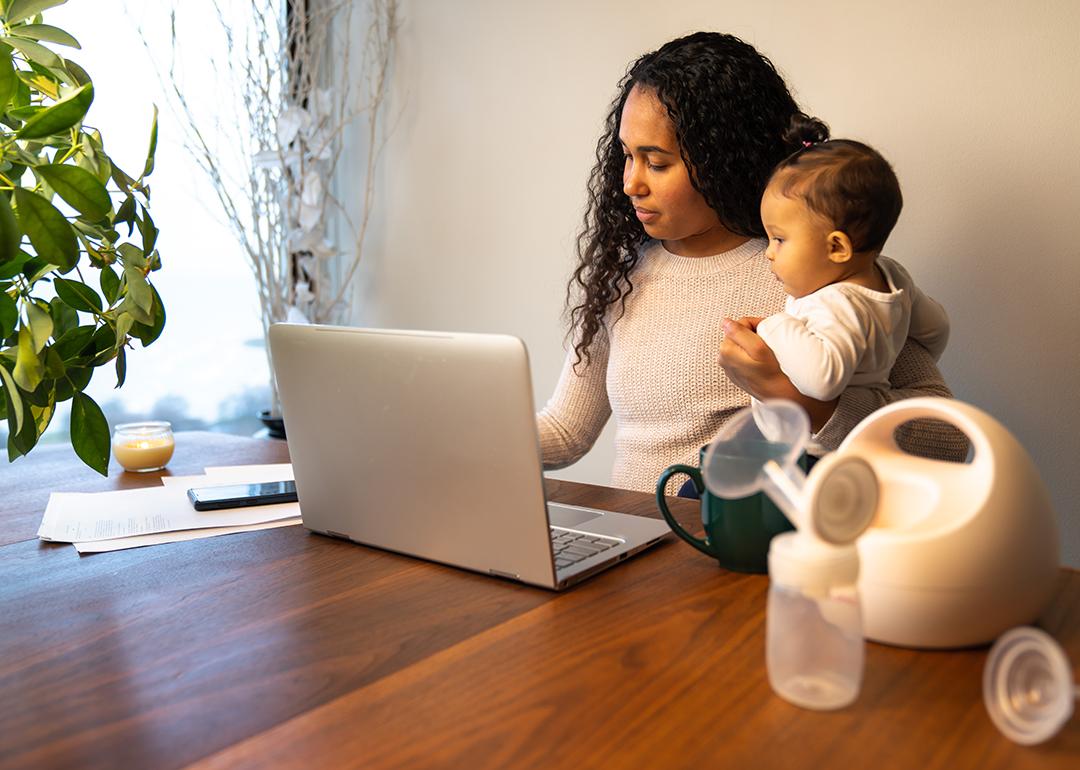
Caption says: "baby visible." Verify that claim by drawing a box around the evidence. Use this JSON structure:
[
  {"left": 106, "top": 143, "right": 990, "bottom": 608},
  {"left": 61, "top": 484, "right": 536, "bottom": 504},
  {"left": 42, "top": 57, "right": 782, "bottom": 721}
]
[{"left": 756, "top": 132, "right": 949, "bottom": 403}]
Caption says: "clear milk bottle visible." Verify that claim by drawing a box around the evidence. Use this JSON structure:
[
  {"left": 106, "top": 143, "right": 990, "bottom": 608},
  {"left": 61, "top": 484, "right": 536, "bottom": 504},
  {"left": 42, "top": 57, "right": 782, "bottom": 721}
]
[{"left": 766, "top": 532, "right": 864, "bottom": 710}]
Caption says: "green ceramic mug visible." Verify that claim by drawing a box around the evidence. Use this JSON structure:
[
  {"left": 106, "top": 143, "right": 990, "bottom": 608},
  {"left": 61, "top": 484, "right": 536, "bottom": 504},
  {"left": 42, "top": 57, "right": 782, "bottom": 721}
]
[{"left": 655, "top": 447, "right": 807, "bottom": 573}]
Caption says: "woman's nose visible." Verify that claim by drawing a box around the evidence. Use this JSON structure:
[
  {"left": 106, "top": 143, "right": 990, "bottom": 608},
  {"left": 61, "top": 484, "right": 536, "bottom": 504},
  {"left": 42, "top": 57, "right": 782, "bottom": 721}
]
[{"left": 623, "top": 159, "right": 647, "bottom": 197}]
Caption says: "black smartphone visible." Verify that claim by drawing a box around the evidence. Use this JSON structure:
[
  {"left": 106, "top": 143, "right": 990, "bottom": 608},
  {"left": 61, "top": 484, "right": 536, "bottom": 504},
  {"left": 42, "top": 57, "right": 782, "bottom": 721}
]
[{"left": 187, "top": 480, "right": 298, "bottom": 511}]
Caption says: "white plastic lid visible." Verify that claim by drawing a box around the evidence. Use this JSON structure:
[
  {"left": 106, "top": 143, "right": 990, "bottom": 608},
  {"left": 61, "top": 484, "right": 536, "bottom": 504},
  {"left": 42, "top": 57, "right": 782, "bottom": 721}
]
[{"left": 768, "top": 532, "right": 860, "bottom": 591}]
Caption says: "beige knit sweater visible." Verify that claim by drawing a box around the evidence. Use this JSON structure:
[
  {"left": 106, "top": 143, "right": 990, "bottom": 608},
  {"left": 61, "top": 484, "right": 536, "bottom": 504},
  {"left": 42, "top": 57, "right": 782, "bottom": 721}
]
[{"left": 537, "top": 239, "right": 963, "bottom": 495}]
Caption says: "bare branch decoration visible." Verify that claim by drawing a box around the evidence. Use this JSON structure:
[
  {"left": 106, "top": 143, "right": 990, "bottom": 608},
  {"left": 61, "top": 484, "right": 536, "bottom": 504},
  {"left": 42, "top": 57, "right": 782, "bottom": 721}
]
[{"left": 145, "top": 0, "right": 399, "bottom": 414}]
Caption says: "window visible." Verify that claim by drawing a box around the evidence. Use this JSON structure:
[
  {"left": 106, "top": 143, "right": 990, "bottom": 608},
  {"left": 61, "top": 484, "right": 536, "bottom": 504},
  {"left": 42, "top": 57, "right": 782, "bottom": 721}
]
[{"left": 3, "top": 1, "right": 273, "bottom": 450}]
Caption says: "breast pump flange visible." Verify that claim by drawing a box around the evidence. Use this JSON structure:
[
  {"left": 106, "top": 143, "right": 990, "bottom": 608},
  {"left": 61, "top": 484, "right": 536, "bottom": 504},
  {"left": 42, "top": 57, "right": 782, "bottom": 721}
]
[
  {"left": 701, "top": 399, "right": 879, "bottom": 550},
  {"left": 703, "top": 397, "right": 1061, "bottom": 650}
]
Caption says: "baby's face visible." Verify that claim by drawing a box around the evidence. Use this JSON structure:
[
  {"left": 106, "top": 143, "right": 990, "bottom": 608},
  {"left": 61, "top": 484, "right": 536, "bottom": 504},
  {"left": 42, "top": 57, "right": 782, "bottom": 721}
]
[{"left": 760, "top": 186, "right": 838, "bottom": 298}]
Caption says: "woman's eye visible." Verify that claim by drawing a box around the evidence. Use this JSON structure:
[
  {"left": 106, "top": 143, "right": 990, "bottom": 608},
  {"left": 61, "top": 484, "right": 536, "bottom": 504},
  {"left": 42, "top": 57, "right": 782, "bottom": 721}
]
[
  {"left": 772, "top": 237, "right": 784, "bottom": 245},
  {"left": 648, "top": 163, "right": 668, "bottom": 171}
]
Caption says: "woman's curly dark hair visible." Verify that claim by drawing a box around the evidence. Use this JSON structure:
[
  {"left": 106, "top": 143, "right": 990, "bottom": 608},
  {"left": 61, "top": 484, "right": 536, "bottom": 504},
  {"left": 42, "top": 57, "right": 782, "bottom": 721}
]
[{"left": 567, "top": 31, "right": 820, "bottom": 368}]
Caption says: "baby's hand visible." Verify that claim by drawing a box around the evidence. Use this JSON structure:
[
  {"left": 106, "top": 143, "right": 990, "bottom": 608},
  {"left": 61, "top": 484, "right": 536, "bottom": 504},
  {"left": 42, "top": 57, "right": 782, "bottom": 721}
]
[
  {"left": 718, "top": 317, "right": 778, "bottom": 398},
  {"left": 719, "top": 315, "right": 839, "bottom": 430},
  {"left": 732, "top": 315, "right": 765, "bottom": 332}
]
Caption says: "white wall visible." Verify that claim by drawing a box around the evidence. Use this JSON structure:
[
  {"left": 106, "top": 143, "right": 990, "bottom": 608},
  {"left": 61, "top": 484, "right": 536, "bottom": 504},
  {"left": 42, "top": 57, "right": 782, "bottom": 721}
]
[{"left": 348, "top": 0, "right": 1080, "bottom": 566}]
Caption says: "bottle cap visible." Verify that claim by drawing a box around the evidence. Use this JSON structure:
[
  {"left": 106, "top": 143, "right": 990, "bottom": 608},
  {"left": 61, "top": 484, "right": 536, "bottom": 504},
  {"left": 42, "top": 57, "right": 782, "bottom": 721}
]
[{"left": 768, "top": 532, "right": 859, "bottom": 591}]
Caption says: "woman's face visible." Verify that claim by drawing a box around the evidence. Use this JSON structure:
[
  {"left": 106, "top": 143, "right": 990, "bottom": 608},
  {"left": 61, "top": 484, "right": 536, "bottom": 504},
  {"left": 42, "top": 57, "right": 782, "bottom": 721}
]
[{"left": 619, "top": 85, "right": 739, "bottom": 257}]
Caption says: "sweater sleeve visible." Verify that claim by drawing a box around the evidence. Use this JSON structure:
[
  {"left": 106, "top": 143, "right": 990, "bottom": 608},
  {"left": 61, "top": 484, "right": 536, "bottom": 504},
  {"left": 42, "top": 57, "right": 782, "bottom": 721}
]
[
  {"left": 535, "top": 334, "right": 612, "bottom": 470},
  {"left": 812, "top": 337, "right": 970, "bottom": 461}
]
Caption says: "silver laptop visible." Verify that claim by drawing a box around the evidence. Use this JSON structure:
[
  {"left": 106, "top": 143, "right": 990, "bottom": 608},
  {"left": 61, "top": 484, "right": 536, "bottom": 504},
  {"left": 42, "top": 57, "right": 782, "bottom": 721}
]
[{"left": 269, "top": 324, "right": 670, "bottom": 589}]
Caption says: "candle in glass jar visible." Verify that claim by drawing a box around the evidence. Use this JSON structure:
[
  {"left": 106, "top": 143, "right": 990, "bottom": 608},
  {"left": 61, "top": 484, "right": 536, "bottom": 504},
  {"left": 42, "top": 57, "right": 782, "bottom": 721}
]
[{"left": 112, "top": 421, "right": 175, "bottom": 472}]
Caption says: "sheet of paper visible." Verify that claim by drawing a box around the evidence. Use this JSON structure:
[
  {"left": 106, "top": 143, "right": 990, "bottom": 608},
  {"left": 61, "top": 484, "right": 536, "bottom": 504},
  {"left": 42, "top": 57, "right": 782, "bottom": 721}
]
[
  {"left": 73, "top": 516, "right": 302, "bottom": 553},
  {"left": 159, "top": 463, "right": 294, "bottom": 489},
  {"left": 199, "top": 463, "right": 294, "bottom": 482},
  {"left": 39, "top": 485, "right": 299, "bottom": 543}
]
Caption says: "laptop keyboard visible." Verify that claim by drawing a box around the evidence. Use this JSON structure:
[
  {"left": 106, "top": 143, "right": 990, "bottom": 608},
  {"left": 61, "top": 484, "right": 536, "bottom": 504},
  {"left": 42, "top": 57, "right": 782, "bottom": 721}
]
[{"left": 550, "top": 527, "right": 622, "bottom": 570}]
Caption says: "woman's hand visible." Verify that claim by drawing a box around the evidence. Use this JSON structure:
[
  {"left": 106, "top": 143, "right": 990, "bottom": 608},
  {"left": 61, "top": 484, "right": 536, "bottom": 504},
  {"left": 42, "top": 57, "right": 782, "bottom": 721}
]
[{"left": 718, "top": 316, "right": 839, "bottom": 431}]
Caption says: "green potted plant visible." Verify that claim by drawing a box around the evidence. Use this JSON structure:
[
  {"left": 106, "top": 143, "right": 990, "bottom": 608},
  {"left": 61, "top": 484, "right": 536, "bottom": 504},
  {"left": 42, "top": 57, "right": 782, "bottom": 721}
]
[{"left": 0, "top": 0, "right": 162, "bottom": 475}]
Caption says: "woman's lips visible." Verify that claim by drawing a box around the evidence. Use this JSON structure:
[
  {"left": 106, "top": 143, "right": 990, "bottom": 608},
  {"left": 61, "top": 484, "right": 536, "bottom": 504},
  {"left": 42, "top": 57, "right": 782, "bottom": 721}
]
[{"left": 634, "top": 207, "right": 659, "bottom": 224}]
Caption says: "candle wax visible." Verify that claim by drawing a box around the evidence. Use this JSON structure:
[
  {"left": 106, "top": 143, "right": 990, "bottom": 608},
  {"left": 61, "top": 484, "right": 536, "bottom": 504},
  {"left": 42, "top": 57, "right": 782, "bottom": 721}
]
[{"left": 113, "top": 436, "right": 175, "bottom": 472}]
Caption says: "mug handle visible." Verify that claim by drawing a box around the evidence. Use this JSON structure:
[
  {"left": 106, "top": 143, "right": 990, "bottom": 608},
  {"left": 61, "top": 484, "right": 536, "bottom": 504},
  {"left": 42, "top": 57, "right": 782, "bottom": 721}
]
[{"left": 656, "top": 464, "right": 716, "bottom": 559}]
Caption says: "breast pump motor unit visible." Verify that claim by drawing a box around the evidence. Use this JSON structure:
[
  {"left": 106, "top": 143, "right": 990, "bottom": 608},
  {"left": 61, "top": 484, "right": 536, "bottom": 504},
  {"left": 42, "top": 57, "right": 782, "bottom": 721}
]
[{"left": 702, "top": 398, "right": 1060, "bottom": 706}]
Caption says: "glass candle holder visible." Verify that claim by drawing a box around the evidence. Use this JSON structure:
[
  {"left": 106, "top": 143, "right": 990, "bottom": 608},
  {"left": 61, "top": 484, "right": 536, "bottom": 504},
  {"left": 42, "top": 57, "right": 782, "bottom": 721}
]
[{"left": 112, "top": 421, "right": 175, "bottom": 472}]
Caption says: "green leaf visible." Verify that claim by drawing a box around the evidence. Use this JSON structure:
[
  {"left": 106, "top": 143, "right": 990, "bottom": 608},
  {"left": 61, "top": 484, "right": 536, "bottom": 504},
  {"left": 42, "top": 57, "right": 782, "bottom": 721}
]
[
  {"left": 113, "top": 194, "right": 136, "bottom": 233},
  {"left": 117, "top": 293, "right": 151, "bottom": 325},
  {"left": 130, "top": 283, "right": 165, "bottom": 346},
  {"left": 138, "top": 205, "right": 157, "bottom": 254},
  {"left": 116, "top": 242, "right": 144, "bottom": 267},
  {"left": 54, "top": 362, "right": 87, "bottom": 400},
  {"left": 16, "top": 68, "right": 60, "bottom": 99},
  {"left": 22, "top": 256, "right": 55, "bottom": 282},
  {"left": 1, "top": 35, "right": 63, "bottom": 69},
  {"left": 11, "top": 74, "right": 29, "bottom": 108},
  {"left": 48, "top": 294, "right": 76, "bottom": 337},
  {"left": 113, "top": 344, "right": 125, "bottom": 388},
  {"left": 52, "top": 323, "right": 93, "bottom": 360},
  {"left": 113, "top": 310, "right": 132, "bottom": 348},
  {"left": 99, "top": 263, "right": 119, "bottom": 304},
  {"left": 81, "top": 138, "right": 110, "bottom": 184},
  {"left": 42, "top": 345, "right": 63, "bottom": 377},
  {"left": 53, "top": 276, "right": 101, "bottom": 312},
  {"left": 0, "top": 251, "right": 31, "bottom": 280},
  {"left": 0, "top": 193, "right": 20, "bottom": 264},
  {"left": 0, "top": 291, "right": 16, "bottom": 337},
  {"left": 142, "top": 104, "right": 158, "bottom": 178},
  {"left": 11, "top": 24, "right": 80, "bottom": 49},
  {"left": 25, "top": 299, "right": 52, "bottom": 351},
  {"left": 13, "top": 323, "right": 43, "bottom": 391},
  {"left": 90, "top": 322, "right": 114, "bottom": 353},
  {"left": 0, "top": 52, "right": 17, "bottom": 111},
  {"left": 5, "top": 0, "right": 68, "bottom": 26},
  {"left": 123, "top": 263, "right": 151, "bottom": 313},
  {"left": 5, "top": 104, "right": 40, "bottom": 121},
  {"left": 7, "top": 395, "right": 37, "bottom": 460},
  {"left": 25, "top": 374, "right": 52, "bottom": 405},
  {"left": 70, "top": 391, "right": 109, "bottom": 476},
  {"left": 110, "top": 162, "right": 134, "bottom": 194},
  {"left": 61, "top": 57, "right": 90, "bottom": 87},
  {"left": 16, "top": 81, "right": 92, "bottom": 139},
  {"left": 31, "top": 397, "right": 55, "bottom": 436},
  {"left": 36, "top": 163, "right": 111, "bottom": 220},
  {"left": 0, "top": 362, "right": 23, "bottom": 434},
  {"left": 14, "top": 188, "right": 78, "bottom": 270}
]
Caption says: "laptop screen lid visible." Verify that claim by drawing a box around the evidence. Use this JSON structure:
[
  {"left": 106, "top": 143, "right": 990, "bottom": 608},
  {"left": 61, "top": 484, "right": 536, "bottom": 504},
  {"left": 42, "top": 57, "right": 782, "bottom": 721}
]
[{"left": 269, "top": 324, "right": 559, "bottom": 587}]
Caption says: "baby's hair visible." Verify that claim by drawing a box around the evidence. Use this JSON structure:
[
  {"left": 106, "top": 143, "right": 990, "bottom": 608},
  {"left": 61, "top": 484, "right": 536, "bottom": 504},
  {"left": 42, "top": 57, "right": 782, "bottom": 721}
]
[{"left": 771, "top": 117, "right": 903, "bottom": 254}]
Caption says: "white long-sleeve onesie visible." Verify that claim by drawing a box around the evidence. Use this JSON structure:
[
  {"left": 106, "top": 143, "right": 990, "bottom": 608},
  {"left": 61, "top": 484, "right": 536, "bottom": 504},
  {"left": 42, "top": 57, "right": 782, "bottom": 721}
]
[{"left": 756, "top": 256, "right": 949, "bottom": 402}]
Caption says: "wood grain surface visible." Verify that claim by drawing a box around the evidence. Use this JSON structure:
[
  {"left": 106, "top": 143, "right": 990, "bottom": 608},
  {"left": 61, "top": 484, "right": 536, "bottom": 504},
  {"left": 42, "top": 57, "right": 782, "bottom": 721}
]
[{"left": 1, "top": 434, "right": 1076, "bottom": 770}]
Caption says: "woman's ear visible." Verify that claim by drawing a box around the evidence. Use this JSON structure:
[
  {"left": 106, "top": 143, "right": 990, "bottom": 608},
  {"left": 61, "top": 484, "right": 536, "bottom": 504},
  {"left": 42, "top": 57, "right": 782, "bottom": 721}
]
[{"left": 826, "top": 231, "right": 853, "bottom": 264}]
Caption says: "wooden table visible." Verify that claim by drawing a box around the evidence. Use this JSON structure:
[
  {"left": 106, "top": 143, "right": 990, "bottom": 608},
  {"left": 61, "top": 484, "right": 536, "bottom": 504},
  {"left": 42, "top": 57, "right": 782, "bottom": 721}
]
[{"left": 1, "top": 432, "right": 1077, "bottom": 769}]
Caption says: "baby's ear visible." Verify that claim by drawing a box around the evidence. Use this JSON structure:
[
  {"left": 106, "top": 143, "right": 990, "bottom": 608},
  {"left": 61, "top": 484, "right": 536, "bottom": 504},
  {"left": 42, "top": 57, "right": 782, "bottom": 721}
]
[{"left": 826, "top": 231, "right": 853, "bottom": 264}]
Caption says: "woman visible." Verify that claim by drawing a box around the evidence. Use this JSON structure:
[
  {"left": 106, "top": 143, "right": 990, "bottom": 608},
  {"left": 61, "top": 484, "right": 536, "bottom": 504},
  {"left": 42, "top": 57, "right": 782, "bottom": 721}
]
[{"left": 536, "top": 32, "right": 964, "bottom": 495}]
